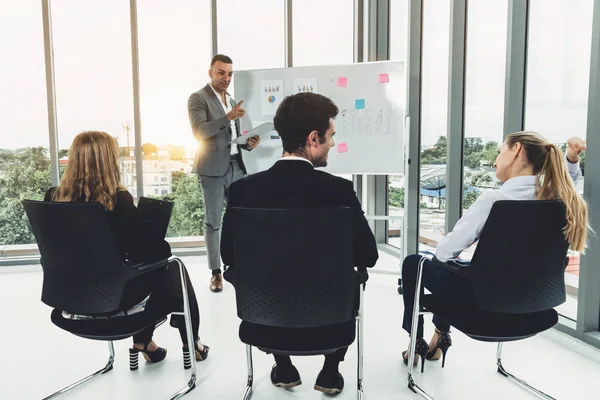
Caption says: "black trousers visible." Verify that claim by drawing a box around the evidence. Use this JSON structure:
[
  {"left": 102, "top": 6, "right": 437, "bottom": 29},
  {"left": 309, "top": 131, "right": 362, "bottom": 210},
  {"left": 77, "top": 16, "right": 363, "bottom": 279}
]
[
  {"left": 125, "top": 260, "right": 200, "bottom": 344},
  {"left": 274, "top": 347, "right": 348, "bottom": 368},
  {"left": 401, "top": 254, "right": 477, "bottom": 338}
]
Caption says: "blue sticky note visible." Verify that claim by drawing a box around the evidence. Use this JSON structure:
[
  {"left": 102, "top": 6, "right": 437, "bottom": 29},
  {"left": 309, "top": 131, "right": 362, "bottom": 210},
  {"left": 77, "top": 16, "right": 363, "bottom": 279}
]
[{"left": 355, "top": 99, "right": 365, "bottom": 109}]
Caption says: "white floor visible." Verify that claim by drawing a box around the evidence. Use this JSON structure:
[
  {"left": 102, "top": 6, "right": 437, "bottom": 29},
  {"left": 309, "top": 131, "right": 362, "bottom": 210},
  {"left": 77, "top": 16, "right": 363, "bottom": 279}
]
[{"left": 2, "top": 254, "right": 600, "bottom": 400}]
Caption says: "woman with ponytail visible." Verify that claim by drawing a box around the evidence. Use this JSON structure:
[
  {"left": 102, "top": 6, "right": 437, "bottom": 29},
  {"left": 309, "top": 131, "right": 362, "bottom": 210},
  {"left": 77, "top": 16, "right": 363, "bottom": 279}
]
[{"left": 401, "top": 131, "right": 588, "bottom": 370}]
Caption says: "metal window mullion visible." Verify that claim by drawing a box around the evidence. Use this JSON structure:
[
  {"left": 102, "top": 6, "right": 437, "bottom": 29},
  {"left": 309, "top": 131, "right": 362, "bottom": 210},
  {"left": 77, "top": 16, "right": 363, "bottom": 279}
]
[
  {"left": 42, "top": 0, "right": 60, "bottom": 186},
  {"left": 376, "top": 0, "right": 390, "bottom": 61},
  {"left": 285, "top": 0, "right": 293, "bottom": 67},
  {"left": 129, "top": 0, "right": 143, "bottom": 198},
  {"left": 373, "top": 176, "right": 388, "bottom": 243},
  {"left": 577, "top": 0, "right": 600, "bottom": 336},
  {"left": 353, "top": 0, "right": 365, "bottom": 199},
  {"left": 354, "top": 0, "right": 365, "bottom": 63},
  {"left": 367, "top": 0, "right": 390, "bottom": 242},
  {"left": 367, "top": 0, "right": 389, "bottom": 62},
  {"left": 445, "top": 0, "right": 468, "bottom": 233},
  {"left": 503, "top": 0, "right": 529, "bottom": 137},
  {"left": 211, "top": 0, "right": 218, "bottom": 55},
  {"left": 404, "top": 0, "right": 423, "bottom": 256}
]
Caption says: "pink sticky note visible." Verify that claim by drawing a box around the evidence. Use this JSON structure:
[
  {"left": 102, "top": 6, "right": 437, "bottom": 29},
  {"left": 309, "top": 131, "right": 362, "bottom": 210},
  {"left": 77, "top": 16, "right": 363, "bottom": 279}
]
[
  {"left": 337, "top": 77, "right": 348, "bottom": 87},
  {"left": 242, "top": 130, "right": 249, "bottom": 135},
  {"left": 379, "top": 73, "right": 390, "bottom": 83},
  {"left": 338, "top": 143, "right": 348, "bottom": 153}
]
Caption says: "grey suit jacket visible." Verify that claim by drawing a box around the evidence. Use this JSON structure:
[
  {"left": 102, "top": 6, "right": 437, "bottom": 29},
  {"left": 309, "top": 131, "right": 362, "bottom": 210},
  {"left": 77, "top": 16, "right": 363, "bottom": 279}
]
[{"left": 188, "top": 84, "right": 250, "bottom": 176}]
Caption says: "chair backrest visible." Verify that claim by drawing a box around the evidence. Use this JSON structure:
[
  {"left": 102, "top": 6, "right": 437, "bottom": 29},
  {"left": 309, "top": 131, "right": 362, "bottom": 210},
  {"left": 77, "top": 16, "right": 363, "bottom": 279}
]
[
  {"left": 231, "top": 207, "right": 356, "bottom": 328},
  {"left": 469, "top": 200, "right": 569, "bottom": 314},
  {"left": 22, "top": 200, "right": 136, "bottom": 315}
]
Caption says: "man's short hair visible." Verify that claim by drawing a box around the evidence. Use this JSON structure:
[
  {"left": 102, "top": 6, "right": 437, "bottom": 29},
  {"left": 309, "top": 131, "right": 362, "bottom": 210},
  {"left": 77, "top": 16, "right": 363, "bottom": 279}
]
[
  {"left": 274, "top": 93, "right": 339, "bottom": 154},
  {"left": 211, "top": 54, "right": 233, "bottom": 67}
]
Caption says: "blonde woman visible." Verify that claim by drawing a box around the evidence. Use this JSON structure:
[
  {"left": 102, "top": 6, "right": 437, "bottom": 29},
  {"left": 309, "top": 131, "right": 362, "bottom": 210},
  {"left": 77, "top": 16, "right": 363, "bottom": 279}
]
[
  {"left": 45, "top": 131, "right": 209, "bottom": 365},
  {"left": 401, "top": 132, "right": 588, "bottom": 370}
]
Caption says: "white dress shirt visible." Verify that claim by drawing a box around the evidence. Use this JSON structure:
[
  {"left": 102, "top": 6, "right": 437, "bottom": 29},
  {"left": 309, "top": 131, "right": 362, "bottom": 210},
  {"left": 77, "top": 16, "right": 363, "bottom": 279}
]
[
  {"left": 208, "top": 84, "right": 238, "bottom": 155},
  {"left": 568, "top": 156, "right": 584, "bottom": 194},
  {"left": 278, "top": 156, "right": 314, "bottom": 166},
  {"left": 435, "top": 159, "right": 582, "bottom": 262}
]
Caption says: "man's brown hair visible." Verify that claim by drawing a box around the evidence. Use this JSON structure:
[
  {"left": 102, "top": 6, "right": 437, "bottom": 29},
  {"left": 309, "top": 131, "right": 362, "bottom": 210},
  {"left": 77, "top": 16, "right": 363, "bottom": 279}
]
[{"left": 211, "top": 54, "right": 233, "bottom": 66}]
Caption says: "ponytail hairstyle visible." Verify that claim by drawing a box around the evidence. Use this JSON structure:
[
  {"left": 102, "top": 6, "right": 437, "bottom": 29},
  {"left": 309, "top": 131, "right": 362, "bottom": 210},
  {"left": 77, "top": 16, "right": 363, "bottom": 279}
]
[
  {"left": 52, "top": 131, "right": 125, "bottom": 211},
  {"left": 505, "top": 131, "right": 588, "bottom": 252}
]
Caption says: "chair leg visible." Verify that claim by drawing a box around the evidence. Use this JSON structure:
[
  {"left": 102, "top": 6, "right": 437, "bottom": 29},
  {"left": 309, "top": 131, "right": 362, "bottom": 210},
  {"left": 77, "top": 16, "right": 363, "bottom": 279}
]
[
  {"left": 168, "top": 258, "right": 197, "bottom": 400},
  {"left": 357, "top": 283, "right": 364, "bottom": 400},
  {"left": 406, "top": 257, "right": 435, "bottom": 400},
  {"left": 242, "top": 345, "right": 254, "bottom": 400},
  {"left": 496, "top": 343, "right": 556, "bottom": 400},
  {"left": 406, "top": 311, "right": 434, "bottom": 400},
  {"left": 42, "top": 341, "right": 115, "bottom": 400}
]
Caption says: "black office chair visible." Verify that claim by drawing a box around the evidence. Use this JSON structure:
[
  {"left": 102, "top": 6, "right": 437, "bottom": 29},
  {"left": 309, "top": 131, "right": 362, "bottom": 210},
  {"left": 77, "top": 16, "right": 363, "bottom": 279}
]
[
  {"left": 406, "top": 200, "right": 569, "bottom": 400},
  {"left": 22, "top": 200, "right": 198, "bottom": 400},
  {"left": 227, "top": 207, "right": 366, "bottom": 400}
]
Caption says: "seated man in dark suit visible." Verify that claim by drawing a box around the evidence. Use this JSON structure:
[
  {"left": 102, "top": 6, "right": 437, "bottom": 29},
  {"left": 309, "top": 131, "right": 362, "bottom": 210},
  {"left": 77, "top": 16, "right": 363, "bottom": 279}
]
[{"left": 221, "top": 92, "right": 379, "bottom": 395}]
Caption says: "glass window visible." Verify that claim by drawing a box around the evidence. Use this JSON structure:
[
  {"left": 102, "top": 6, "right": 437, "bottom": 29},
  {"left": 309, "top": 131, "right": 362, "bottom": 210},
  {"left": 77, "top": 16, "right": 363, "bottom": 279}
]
[
  {"left": 418, "top": 0, "right": 450, "bottom": 253},
  {"left": 51, "top": 0, "right": 137, "bottom": 194},
  {"left": 0, "top": 0, "right": 50, "bottom": 246},
  {"left": 389, "top": 0, "right": 408, "bottom": 61},
  {"left": 217, "top": 0, "right": 285, "bottom": 70},
  {"left": 137, "top": 0, "right": 212, "bottom": 238},
  {"left": 525, "top": 0, "right": 592, "bottom": 142},
  {"left": 293, "top": 0, "right": 354, "bottom": 66},
  {"left": 462, "top": 0, "right": 508, "bottom": 225},
  {"left": 525, "top": 0, "right": 594, "bottom": 320}
]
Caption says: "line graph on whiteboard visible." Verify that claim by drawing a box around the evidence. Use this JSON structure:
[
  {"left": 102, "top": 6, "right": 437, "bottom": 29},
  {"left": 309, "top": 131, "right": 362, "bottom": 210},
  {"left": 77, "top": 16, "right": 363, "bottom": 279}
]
[{"left": 337, "top": 106, "right": 398, "bottom": 136}]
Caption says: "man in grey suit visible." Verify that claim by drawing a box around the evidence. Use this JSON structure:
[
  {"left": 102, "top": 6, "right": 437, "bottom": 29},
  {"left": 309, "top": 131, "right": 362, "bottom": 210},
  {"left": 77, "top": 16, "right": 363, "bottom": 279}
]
[{"left": 188, "top": 54, "right": 260, "bottom": 292}]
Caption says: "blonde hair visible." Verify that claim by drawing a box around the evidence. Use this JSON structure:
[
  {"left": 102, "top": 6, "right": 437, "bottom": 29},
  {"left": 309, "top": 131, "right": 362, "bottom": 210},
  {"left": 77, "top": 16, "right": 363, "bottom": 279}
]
[
  {"left": 506, "top": 131, "right": 588, "bottom": 252},
  {"left": 53, "top": 131, "right": 124, "bottom": 211}
]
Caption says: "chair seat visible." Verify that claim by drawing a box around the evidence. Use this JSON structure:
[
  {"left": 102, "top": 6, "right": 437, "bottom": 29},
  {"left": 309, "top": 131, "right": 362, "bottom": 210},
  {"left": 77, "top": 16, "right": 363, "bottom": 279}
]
[
  {"left": 51, "top": 309, "right": 167, "bottom": 341},
  {"left": 258, "top": 348, "right": 341, "bottom": 356},
  {"left": 421, "top": 295, "right": 558, "bottom": 342},
  {"left": 239, "top": 319, "right": 356, "bottom": 353}
]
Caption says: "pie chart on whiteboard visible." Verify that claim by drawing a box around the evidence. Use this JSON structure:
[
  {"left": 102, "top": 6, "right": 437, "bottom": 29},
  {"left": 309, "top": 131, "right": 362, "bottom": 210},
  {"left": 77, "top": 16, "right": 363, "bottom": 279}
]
[{"left": 268, "top": 95, "right": 276, "bottom": 103}]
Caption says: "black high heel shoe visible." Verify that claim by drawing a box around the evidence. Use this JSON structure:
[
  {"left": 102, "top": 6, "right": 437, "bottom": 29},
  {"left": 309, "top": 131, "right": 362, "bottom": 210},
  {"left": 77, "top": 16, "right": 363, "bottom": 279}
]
[
  {"left": 426, "top": 330, "right": 452, "bottom": 367},
  {"left": 182, "top": 341, "right": 210, "bottom": 369},
  {"left": 402, "top": 337, "right": 429, "bottom": 373},
  {"left": 129, "top": 342, "right": 167, "bottom": 370}
]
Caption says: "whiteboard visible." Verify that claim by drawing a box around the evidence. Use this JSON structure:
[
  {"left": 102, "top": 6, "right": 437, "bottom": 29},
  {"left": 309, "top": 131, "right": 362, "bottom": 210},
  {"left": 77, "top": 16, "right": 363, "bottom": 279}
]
[{"left": 234, "top": 61, "right": 405, "bottom": 175}]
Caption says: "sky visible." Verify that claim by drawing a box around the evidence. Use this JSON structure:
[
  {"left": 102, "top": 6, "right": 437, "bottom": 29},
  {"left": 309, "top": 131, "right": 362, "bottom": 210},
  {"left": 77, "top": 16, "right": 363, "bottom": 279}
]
[{"left": 0, "top": 0, "right": 594, "bottom": 150}]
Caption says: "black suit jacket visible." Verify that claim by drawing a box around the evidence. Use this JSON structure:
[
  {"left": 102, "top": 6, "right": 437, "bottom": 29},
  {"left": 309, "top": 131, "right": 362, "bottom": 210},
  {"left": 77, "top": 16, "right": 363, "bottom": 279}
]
[
  {"left": 221, "top": 159, "right": 378, "bottom": 269},
  {"left": 220, "top": 159, "right": 378, "bottom": 350}
]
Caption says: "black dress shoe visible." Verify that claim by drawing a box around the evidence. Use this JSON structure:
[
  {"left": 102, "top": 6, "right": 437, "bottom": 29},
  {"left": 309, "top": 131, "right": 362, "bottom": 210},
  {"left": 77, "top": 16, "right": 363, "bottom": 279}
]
[
  {"left": 314, "top": 369, "right": 344, "bottom": 395},
  {"left": 270, "top": 364, "right": 302, "bottom": 389}
]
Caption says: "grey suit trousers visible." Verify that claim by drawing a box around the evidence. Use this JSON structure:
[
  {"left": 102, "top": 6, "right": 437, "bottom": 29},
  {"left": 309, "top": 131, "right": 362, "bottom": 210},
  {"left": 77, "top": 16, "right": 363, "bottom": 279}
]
[{"left": 199, "top": 158, "right": 245, "bottom": 270}]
